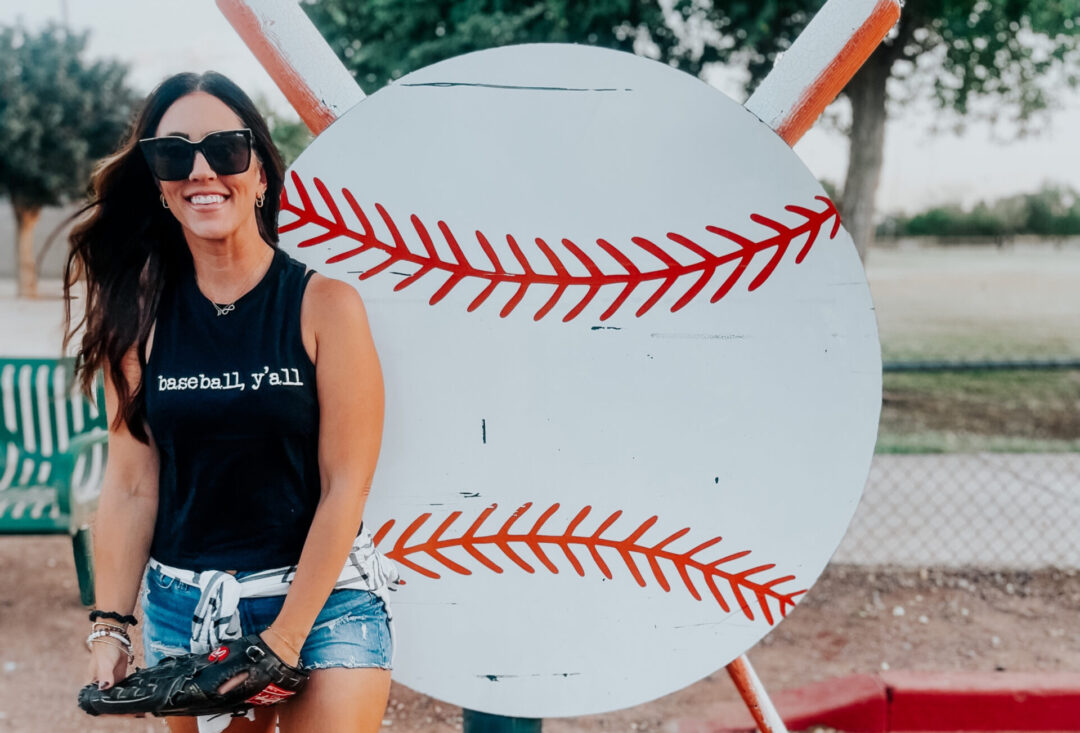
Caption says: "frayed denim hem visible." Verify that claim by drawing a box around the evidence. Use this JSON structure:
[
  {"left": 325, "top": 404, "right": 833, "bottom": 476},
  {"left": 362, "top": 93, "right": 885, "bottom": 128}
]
[{"left": 301, "top": 661, "right": 393, "bottom": 672}]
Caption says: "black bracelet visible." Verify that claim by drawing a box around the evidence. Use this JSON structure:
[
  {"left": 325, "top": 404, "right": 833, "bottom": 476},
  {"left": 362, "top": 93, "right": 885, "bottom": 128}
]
[{"left": 89, "top": 610, "right": 138, "bottom": 626}]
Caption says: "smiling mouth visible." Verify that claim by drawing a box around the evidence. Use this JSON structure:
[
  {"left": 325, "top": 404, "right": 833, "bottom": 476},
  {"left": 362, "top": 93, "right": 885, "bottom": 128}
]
[{"left": 186, "top": 193, "right": 229, "bottom": 207}]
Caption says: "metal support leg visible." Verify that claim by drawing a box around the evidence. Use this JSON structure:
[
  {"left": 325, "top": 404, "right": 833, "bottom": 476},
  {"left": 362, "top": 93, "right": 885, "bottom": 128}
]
[
  {"left": 462, "top": 709, "right": 542, "bottom": 732},
  {"left": 72, "top": 525, "right": 95, "bottom": 606},
  {"left": 726, "top": 654, "right": 788, "bottom": 733}
]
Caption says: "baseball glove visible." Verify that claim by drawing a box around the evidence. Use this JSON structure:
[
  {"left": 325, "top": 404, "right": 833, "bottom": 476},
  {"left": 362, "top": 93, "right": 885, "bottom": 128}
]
[{"left": 78, "top": 633, "right": 308, "bottom": 718}]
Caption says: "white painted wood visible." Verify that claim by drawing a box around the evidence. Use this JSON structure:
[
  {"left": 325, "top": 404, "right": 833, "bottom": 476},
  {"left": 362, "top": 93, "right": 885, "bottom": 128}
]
[
  {"left": 279, "top": 44, "right": 881, "bottom": 717},
  {"left": 742, "top": 656, "right": 789, "bottom": 732},
  {"left": 746, "top": 0, "right": 891, "bottom": 132},
  {"left": 224, "top": 0, "right": 891, "bottom": 144},
  {"left": 228, "top": 0, "right": 364, "bottom": 114}
]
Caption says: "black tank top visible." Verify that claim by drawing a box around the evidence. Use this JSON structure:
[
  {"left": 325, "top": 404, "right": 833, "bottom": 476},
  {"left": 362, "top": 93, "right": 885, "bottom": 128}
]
[{"left": 144, "top": 246, "right": 321, "bottom": 570}]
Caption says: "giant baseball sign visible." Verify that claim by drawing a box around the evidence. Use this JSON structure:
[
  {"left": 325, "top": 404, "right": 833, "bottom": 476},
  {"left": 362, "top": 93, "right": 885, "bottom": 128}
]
[{"left": 278, "top": 43, "right": 882, "bottom": 717}]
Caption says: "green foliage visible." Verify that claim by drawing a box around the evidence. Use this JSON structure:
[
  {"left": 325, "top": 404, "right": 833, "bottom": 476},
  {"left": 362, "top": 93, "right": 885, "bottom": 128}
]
[
  {"left": 256, "top": 97, "right": 313, "bottom": 169},
  {"left": 300, "top": 0, "right": 674, "bottom": 88},
  {"left": 819, "top": 178, "right": 841, "bottom": 206},
  {"left": 0, "top": 22, "right": 136, "bottom": 208},
  {"left": 880, "top": 184, "right": 1080, "bottom": 237},
  {"left": 302, "top": 0, "right": 1080, "bottom": 124},
  {"left": 918, "top": 0, "right": 1080, "bottom": 127},
  {"left": 666, "top": 0, "right": 1080, "bottom": 125}
]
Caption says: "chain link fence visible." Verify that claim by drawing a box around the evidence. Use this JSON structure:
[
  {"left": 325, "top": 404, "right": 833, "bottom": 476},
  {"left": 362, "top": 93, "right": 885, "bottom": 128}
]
[
  {"left": 832, "top": 241, "right": 1080, "bottom": 570},
  {"left": 835, "top": 449, "right": 1080, "bottom": 568}
]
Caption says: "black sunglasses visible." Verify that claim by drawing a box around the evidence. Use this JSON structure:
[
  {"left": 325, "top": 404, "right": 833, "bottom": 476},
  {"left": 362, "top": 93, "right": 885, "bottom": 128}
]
[{"left": 138, "top": 128, "right": 253, "bottom": 181}]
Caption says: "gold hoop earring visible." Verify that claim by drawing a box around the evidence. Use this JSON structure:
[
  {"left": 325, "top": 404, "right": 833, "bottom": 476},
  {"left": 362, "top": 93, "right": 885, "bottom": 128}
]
[
  {"left": 255, "top": 192, "right": 266, "bottom": 209},
  {"left": 160, "top": 194, "right": 169, "bottom": 209}
]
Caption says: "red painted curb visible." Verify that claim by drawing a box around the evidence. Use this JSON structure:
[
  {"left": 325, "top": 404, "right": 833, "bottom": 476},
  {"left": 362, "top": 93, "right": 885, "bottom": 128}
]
[
  {"left": 670, "top": 674, "right": 886, "bottom": 733},
  {"left": 883, "top": 671, "right": 1080, "bottom": 731},
  {"left": 670, "top": 671, "right": 1080, "bottom": 732}
]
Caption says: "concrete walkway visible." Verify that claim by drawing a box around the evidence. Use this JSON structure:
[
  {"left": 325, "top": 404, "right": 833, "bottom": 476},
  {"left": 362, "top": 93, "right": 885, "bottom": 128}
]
[{"left": 0, "top": 278, "right": 79, "bottom": 357}]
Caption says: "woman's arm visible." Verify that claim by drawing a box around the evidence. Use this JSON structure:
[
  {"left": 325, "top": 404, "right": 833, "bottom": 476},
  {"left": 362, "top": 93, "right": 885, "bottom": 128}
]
[
  {"left": 263, "top": 276, "right": 385, "bottom": 661},
  {"left": 88, "top": 347, "right": 160, "bottom": 688}
]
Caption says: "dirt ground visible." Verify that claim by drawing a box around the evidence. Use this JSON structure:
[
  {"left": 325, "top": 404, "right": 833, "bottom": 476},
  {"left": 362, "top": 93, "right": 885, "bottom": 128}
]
[{"left": 2, "top": 536, "right": 1077, "bottom": 733}]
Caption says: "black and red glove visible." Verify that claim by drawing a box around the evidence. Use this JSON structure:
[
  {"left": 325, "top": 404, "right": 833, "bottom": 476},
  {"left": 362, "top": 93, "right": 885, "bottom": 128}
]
[{"left": 78, "top": 633, "right": 308, "bottom": 718}]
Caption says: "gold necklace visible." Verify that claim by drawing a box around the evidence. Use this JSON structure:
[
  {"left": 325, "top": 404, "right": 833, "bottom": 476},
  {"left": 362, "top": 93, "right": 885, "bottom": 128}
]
[{"left": 195, "top": 251, "right": 273, "bottom": 317}]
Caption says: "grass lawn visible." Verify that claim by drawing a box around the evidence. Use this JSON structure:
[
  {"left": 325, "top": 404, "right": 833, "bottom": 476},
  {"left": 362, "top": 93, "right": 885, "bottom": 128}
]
[
  {"left": 877, "top": 369, "right": 1080, "bottom": 453},
  {"left": 867, "top": 242, "right": 1080, "bottom": 453}
]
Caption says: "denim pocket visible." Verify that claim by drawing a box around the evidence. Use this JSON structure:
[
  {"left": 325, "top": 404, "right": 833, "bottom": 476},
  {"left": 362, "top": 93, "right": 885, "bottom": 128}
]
[
  {"left": 149, "top": 567, "right": 175, "bottom": 591},
  {"left": 148, "top": 566, "right": 193, "bottom": 593}
]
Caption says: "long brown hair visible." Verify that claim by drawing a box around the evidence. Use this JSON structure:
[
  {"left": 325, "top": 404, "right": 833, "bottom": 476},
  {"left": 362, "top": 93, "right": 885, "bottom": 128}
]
[{"left": 64, "top": 71, "right": 285, "bottom": 443}]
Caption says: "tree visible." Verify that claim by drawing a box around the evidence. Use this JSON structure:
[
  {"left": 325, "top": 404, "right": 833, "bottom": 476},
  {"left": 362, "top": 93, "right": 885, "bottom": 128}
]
[
  {"left": 300, "top": 1, "right": 673, "bottom": 89},
  {"left": 266, "top": 111, "right": 313, "bottom": 169},
  {"left": 880, "top": 183, "right": 1080, "bottom": 238},
  {"left": 256, "top": 96, "right": 314, "bottom": 168},
  {"left": 0, "top": 23, "right": 135, "bottom": 297},
  {"left": 301, "top": 0, "right": 1080, "bottom": 260},
  {"left": 671, "top": 0, "right": 1080, "bottom": 259}
]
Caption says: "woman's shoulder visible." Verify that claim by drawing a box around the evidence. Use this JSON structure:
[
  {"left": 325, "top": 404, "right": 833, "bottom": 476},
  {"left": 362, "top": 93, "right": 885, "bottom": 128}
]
[
  {"left": 300, "top": 271, "right": 369, "bottom": 330},
  {"left": 303, "top": 271, "right": 365, "bottom": 305}
]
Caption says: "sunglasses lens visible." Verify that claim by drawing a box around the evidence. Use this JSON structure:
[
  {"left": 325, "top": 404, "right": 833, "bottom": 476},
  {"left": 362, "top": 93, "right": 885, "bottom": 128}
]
[
  {"left": 140, "top": 130, "right": 252, "bottom": 181},
  {"left": 141, "top": 138, "right": 195, "bottom": 181},
  {"left": 202, "top": 131, "right": 251, "bottom": 176}
]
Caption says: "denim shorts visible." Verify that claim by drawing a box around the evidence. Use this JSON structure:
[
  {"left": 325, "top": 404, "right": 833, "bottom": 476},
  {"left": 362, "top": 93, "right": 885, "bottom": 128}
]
[{"left": 140, "top": 564, "right": 393, "bottom": 672}]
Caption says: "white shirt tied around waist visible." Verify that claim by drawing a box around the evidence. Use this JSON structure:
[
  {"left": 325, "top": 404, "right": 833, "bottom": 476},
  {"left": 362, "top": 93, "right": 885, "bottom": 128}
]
[{"left": 146, "top": 524, "right": 400, "bottom": 733}]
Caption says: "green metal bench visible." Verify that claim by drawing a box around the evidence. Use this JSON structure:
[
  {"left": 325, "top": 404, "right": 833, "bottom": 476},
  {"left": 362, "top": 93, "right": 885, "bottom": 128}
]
[{"left": 0, "top": 357, "right": 108, "bottom": 605}]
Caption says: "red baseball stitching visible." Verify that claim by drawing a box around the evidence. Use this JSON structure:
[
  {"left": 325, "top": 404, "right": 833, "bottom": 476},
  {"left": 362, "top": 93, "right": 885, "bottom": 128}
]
[
  {"left": 372, "top": 502, "right": 806, "bottom": 626},
  {"left": 280, "top": 171, "right": 840, "bottom": 323}
]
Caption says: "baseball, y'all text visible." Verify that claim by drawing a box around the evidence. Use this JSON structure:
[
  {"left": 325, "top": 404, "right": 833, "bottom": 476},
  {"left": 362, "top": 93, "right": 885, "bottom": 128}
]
[{"left": 156, "top": 366, "right": 304, "bottom": 392}]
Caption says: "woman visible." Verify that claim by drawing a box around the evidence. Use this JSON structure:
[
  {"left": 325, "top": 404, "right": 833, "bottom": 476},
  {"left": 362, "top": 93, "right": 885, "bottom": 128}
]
[{"left": 65, "top": 71, "right": 396, "bottom": 733}]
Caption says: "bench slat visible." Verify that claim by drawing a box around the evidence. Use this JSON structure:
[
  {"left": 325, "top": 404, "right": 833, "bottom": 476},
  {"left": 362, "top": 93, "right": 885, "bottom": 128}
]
[
  {"left": 35, "top": 364, "right": 54, "bottom": 457},
  {"left": 53, "top": 365, "right": 70, "bottom": 453},
  {"left": 16, "top": 365, "right": 36, "bottom": 453},
  {"left": 1, "top": 365, "right": 16, "bottom": 435}
]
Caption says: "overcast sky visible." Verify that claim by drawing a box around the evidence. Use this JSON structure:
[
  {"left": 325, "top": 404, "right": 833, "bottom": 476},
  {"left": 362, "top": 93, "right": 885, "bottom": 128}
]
[{"left": 5, "top": 0, "right": 1079, "bottom": 215}]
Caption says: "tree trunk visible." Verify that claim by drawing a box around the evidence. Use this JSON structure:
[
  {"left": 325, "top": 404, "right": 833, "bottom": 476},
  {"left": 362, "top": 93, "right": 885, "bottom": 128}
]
[
  {"left": 14, "top": 200, "right": 42, "bottom": 298},
  {"left": 840, "top": 47, "right": 891, "bottom": 262}
]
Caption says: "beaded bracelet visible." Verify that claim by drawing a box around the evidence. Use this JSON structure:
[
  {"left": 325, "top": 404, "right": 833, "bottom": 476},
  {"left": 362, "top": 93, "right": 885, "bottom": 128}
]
[
  {"left": 88, "top": 626, "right": 130, "bottom": 643},
  {"left": 92, "top": 621, "right": 128, "bottom": 634},
  {"left": 86, "top": 629, "right": 133, "bottom": 652}
]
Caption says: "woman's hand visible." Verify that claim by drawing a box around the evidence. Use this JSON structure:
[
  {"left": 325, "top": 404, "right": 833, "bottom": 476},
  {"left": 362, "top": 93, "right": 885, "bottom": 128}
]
[
  {"left": 214, "top": 629, "right": 303, "bottom": 696},
  {"left": 87, "top": 641, "right": 129, "bottom": 690}
]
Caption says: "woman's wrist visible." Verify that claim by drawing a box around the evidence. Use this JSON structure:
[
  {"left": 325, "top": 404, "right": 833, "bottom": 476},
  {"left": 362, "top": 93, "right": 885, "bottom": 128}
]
[
  {"left": 86, "top": 627, "right": 134, "bottom": 664},
  {"left": 263, "top": 625, "right": 304, "bottom": 657},
  {"left": 89, "top": 609, "right": 138, "bottom": 627}
]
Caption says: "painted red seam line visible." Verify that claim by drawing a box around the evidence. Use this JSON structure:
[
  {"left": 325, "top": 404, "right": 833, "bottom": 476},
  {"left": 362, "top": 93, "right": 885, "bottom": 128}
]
[
  {"left": 280, "top": 171, "right": 840, "bottom": 322},
  {"left": 372, "top": 502, "right": 806, "bottom": 626}
]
